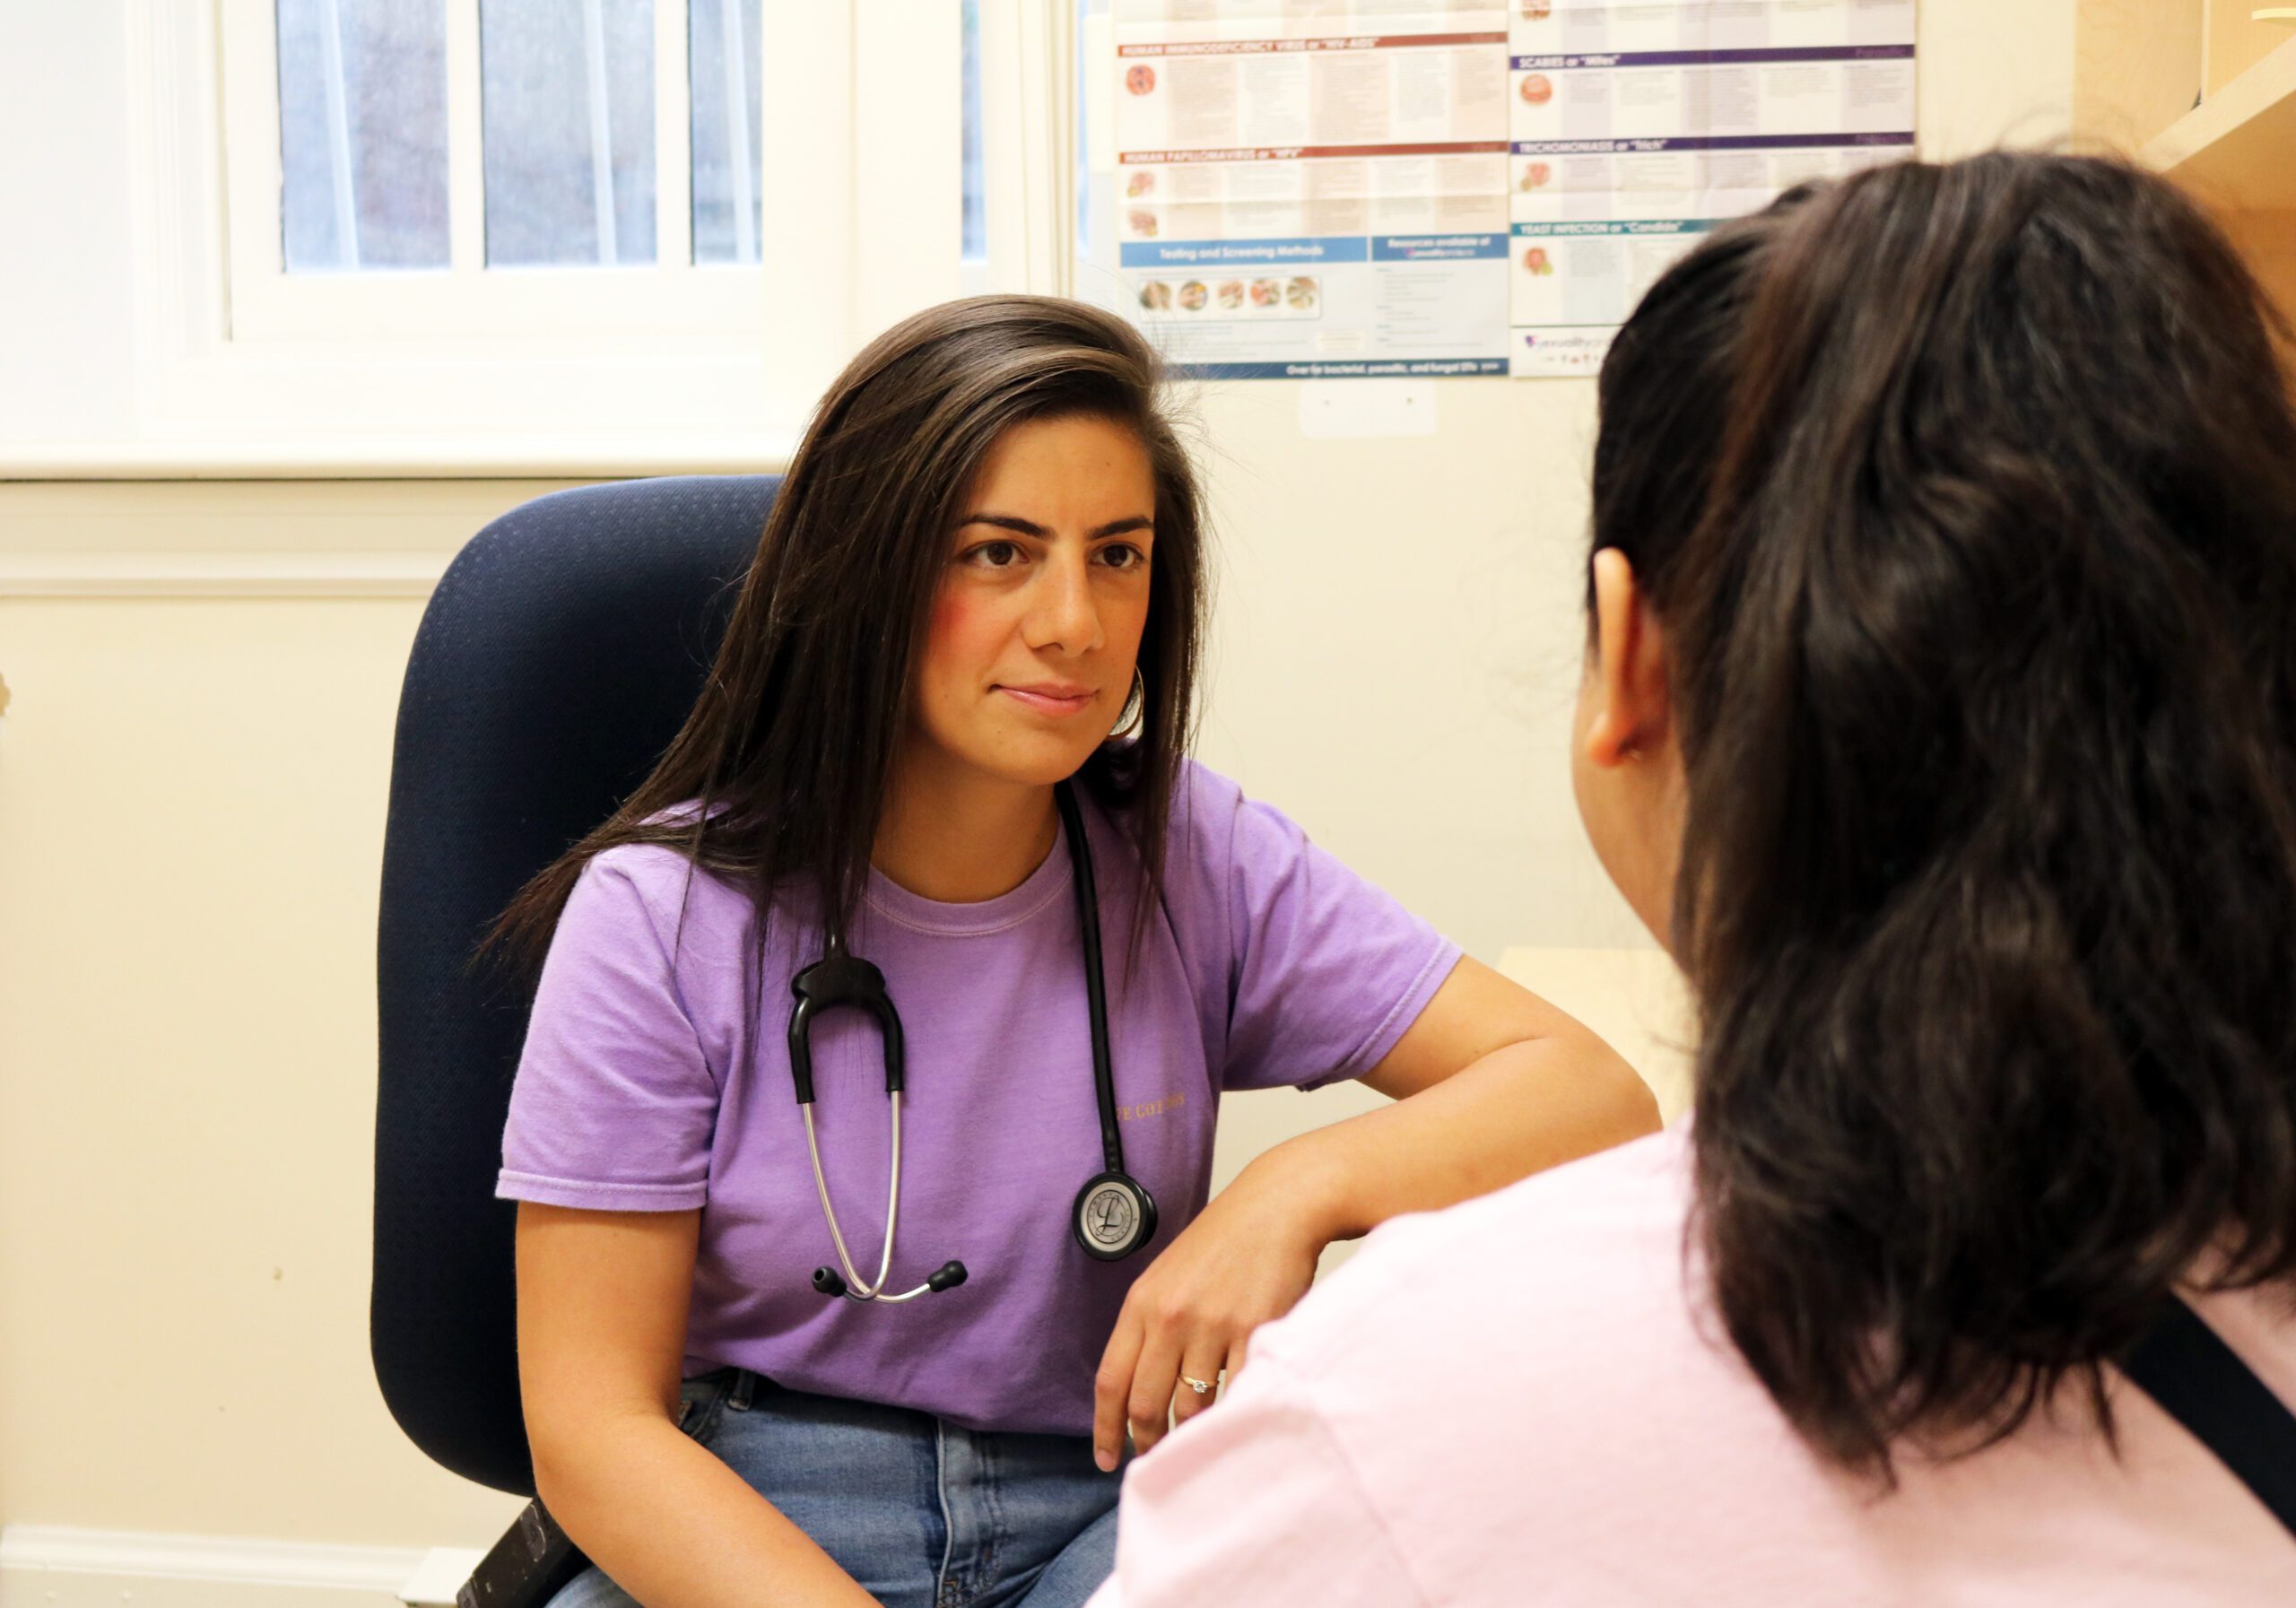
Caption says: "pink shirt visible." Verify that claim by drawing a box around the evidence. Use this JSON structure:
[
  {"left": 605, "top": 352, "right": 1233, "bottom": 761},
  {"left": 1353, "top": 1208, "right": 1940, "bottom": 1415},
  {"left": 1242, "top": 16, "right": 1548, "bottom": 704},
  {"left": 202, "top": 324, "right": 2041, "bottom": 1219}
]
[{"left": 1089, "top": 1127, "right": 2296, "bottom": 1606}]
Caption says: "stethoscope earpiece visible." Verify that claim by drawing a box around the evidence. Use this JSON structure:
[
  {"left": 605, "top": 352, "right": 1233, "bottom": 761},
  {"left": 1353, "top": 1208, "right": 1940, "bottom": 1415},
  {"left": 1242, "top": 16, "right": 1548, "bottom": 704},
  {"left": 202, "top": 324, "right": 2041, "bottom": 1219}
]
[
  {"left": 811, "top": 1261, "right": 968, "bottom": 1302},
  {"left": 790, "top": 781, "right": 1156, "bottom": 1306}
]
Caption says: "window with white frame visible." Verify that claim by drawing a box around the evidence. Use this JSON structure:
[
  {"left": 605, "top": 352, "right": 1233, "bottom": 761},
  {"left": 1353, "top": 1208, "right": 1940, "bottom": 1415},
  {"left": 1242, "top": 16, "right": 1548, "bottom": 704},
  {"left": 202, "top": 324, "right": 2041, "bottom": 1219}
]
[
  {"left": 0, "top": 2, "right": 1085, "bottom": 475},
  {"left": 232, "top": 0, "right": 768, "bottom": 343}
]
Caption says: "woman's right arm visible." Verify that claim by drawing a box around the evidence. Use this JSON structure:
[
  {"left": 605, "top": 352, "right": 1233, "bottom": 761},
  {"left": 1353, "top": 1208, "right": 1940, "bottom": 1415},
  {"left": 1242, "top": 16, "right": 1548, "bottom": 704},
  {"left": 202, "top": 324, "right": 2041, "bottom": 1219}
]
[{"left": 517, "top": 1202, "right": 881, "bottom": 1608}]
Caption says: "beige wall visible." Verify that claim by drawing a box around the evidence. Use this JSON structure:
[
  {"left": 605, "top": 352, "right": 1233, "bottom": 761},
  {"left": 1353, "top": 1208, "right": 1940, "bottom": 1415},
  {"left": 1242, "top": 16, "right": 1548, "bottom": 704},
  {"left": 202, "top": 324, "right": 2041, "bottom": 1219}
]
[
  {"left": 0, "top": 485, "right": 571, "bottom": 1549},
  {"left": 0, "top": 0, "right": 2076, "bottom": 1556}
]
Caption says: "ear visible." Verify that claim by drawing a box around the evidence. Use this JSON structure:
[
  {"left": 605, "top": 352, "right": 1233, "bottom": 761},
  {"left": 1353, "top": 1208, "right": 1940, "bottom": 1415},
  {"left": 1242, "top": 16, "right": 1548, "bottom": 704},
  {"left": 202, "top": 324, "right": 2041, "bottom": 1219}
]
[{"left": 1582, "top": 548, "right": 1672, "bottom": 771}]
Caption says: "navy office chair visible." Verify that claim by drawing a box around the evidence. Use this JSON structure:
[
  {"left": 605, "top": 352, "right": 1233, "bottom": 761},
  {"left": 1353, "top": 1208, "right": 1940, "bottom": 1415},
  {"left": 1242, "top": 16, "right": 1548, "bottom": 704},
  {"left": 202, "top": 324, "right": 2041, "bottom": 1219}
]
[{"left": 374, "top": 475, "right": 779, "bottom": 1603}]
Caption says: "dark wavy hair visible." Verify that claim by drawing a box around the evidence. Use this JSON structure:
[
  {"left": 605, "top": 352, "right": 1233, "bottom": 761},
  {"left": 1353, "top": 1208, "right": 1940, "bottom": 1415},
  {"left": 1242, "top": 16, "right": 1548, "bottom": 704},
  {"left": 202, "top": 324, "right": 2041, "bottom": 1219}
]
[
  {"left": 1591, "top": 152, "right": 2296, "bottom": 1476},
  {"left": 494, "top": 294, "right": 1207, "bottom": 967}
]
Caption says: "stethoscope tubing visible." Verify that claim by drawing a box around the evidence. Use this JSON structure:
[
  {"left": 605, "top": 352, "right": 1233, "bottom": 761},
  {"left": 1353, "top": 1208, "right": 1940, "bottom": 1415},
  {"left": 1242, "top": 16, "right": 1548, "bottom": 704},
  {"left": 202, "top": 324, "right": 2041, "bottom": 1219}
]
[
  {"left": 1057, "top": 780, "right": 1128, "bottom": 1183},
  {"left": 803, "top": 1096, "right": 936, "bottom": 1302},
  {"left": 791, "top": 778, "right": 1152, "bottom": 1301}
]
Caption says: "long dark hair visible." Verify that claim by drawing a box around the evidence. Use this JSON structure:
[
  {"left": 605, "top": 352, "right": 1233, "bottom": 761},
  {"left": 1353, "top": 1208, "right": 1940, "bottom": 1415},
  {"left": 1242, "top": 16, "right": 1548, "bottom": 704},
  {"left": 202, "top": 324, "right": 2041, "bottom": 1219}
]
[
  {"left": 1592, "top": 153, "right": 2296, "bottom": 1476},
  {"left": 495, "top": 294, "right": 1207, "bottom": 967}
]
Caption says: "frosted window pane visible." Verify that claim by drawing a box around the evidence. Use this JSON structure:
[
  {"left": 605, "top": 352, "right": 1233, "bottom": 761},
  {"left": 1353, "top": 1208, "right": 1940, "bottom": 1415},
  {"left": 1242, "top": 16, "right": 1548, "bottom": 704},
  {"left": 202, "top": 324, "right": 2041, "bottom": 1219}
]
[
  {"left": 689, "top": 0, "right": 762, "bottom": 265},
  {"left": 962, "top": 0, "right": 985, "bottom": 262},
  {"left": 482, "top": 0, "right": 657, "bottom": 266},
  {"left": 277, "top": 0, "right": 448, "bottom": 273}
]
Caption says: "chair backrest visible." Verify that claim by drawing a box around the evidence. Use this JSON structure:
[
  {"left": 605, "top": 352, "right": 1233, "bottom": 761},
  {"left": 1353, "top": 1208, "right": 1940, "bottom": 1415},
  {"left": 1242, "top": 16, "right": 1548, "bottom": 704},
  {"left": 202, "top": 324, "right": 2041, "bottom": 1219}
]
[{"left": 374, "top": 474, "right": 778, "bottom": 1493}]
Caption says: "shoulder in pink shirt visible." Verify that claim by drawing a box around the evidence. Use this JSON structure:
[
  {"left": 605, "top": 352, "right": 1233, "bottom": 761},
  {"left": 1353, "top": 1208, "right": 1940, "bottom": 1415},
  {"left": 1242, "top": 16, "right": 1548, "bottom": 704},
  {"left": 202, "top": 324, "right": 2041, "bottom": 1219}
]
[{"left": 1091, "top": 1126, "right": 2296, "bottom": 1606}]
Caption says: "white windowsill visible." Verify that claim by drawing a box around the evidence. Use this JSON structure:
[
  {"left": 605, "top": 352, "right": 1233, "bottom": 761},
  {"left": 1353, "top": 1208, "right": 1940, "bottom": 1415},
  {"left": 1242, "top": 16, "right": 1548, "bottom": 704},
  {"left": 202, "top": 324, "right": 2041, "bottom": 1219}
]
[{"left": 0, "top": 436, "right": 797, "bottom": 482}]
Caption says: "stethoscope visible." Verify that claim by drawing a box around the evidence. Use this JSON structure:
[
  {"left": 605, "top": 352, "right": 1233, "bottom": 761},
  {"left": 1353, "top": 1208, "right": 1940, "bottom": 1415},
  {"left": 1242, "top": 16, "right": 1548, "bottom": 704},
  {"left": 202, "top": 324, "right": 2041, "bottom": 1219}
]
[{"left": 789, "top": 781, "right": 1160, "bottom": 1302}]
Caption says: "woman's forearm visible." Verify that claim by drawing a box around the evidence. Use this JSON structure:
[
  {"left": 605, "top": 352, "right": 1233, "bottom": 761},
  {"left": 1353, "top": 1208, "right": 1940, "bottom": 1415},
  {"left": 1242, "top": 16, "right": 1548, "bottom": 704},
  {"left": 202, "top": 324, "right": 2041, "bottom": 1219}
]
[
  {"left": 1087, "top": 1022, "right": 1656, "bottom": 1465},
  {"left": 1269, "top": 1032, "right": 1660, "bottom": 1244},
  {"left": 535, "top": 1409, "right": 878, "bottom": 1608}
]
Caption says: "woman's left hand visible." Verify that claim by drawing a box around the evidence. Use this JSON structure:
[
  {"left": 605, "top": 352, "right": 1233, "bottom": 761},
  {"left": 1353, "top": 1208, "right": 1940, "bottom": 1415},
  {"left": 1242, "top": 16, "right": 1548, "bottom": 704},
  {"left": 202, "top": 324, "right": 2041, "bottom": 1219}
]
[{"left": 1091, "top": 1146, "right": 1335, "bottom": 1472}]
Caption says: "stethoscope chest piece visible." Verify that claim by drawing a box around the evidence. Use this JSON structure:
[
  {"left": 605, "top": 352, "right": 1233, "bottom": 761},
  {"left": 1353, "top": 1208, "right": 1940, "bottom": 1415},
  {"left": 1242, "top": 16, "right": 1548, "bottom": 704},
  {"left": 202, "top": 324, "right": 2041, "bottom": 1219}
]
[{"left": 1073, "top": 1169, "right": 1158, "bottom": 1261}]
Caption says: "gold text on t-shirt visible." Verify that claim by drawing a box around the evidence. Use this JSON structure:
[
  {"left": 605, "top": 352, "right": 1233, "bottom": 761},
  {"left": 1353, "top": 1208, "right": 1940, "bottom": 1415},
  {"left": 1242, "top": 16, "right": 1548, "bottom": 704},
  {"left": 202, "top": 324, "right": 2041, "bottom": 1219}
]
[{"left": 1115, "top": 1091, "right": 1187, "bottom": 1123}]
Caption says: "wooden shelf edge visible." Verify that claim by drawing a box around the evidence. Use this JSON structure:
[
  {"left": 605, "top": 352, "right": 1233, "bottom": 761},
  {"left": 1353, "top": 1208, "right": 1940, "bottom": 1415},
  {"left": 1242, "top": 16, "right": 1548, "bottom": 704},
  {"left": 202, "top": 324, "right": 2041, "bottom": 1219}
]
[{"left": 2141, "top": 27, "right": 2296, "bottom": 207}]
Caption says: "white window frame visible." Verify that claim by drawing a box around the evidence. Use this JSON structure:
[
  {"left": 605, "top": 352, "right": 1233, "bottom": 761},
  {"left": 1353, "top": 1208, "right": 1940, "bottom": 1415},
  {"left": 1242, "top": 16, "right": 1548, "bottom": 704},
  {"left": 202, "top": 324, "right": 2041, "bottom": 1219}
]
[
  {"left": 13, "top": 0, "right": 969, "bottom": 478},
  {"left": 972, "top": 0, "right": 1076, "bottom": 299}
]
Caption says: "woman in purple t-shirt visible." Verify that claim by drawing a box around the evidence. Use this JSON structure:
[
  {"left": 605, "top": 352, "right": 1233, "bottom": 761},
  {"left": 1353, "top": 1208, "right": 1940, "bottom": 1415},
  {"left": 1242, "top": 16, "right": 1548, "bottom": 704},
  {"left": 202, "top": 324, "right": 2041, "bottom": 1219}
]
[{"left": 491, "top": 294, "right": 1659, "bottom": 1608}]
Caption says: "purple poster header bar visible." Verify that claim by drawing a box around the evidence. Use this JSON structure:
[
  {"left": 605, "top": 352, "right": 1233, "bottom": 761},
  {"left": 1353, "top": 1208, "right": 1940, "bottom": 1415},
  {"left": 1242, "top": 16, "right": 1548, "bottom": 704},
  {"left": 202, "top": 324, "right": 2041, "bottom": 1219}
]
[
  {"left": 1511, "top": 131, "right": 1915, "bottom": 155},
  {"left": 1512, "top": 44, "right": 1915, "bottom": 70}
]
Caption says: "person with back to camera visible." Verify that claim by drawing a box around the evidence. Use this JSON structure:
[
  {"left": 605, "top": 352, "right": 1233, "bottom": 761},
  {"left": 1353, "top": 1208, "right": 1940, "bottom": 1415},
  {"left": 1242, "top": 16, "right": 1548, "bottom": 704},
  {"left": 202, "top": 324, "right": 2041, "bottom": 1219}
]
[
  {"left": 492, "top": 294, "right": 1662, "bottom": 1608},
  {"left": 1087, "top": 151, "right": 2296, "bottom": 1604}
]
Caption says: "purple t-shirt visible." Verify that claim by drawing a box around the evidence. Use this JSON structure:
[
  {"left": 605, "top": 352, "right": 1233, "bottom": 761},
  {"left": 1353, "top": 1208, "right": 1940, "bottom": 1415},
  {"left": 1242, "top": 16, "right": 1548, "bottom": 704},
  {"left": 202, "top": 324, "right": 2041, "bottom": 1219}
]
[{"left": 498, "top": 760, "right": 1459, "bottom": 1436}]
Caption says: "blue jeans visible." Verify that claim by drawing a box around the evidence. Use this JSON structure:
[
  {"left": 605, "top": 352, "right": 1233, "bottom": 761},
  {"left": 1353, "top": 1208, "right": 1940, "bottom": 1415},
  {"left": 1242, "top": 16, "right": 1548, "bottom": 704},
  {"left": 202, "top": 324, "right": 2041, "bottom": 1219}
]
[{"left": 546, "top": 1369, "right": 1123, "bottom": 1608}]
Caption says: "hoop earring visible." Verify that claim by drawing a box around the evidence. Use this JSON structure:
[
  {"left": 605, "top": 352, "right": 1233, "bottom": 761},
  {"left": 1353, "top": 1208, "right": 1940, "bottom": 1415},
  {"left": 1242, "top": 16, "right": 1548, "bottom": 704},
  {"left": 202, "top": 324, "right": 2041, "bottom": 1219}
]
[{"left": 1110, "top": 667, "right": 1147, "bottom": 741}]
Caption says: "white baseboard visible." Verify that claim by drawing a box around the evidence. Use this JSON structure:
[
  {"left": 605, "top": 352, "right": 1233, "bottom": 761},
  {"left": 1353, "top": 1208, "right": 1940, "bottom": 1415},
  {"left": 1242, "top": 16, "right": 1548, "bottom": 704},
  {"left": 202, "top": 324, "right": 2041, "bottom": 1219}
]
[{"left": 0, "top": 1527, "right": 484, "bottom": 1608}]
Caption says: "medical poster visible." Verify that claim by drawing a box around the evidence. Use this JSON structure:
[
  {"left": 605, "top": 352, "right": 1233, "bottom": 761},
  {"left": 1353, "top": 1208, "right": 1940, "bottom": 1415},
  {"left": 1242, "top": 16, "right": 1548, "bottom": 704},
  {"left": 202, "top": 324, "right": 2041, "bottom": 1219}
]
[
  {"left": 1112, "top": 3, "right": 1516, "bottom": 378},
  {"left": 1508, "top": 0, "right": 1918, "bottom": 375}
]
